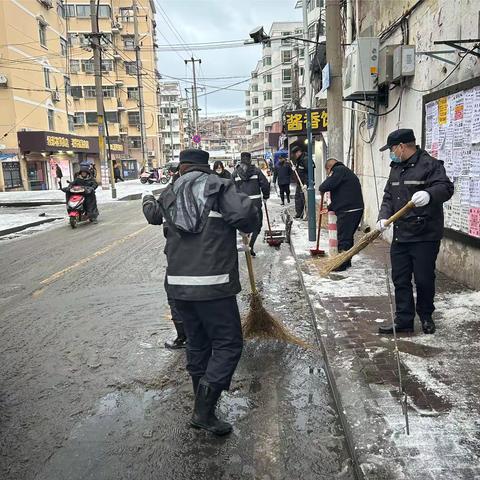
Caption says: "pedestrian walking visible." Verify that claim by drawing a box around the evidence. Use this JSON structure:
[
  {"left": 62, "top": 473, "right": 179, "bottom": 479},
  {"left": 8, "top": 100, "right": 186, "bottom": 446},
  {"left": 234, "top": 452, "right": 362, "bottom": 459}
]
[
  {"left": 55, "top": 163, "right": 63, "bottom": 188},
  {"left": 212, "top": 160, "right": 232, "bottom": 179},
  {"left": 113, "top": 161, "right": 124, "bottom": 182},
  {"left": 319, "top": 158, "right": 364, "bottom": 271},
  {"left": 376, "top": 129, "right": 454, "bottom": 335},
  {"left": 142, "top": 148, "right": 259, "bottom": 435},
  {"left": 276, "top": 155, "right": 293, "bottom": 205},
  {"left": 291, "top": 146, "right": 308, "bottom": 218},
  {"left": 232, "top": 152, "right": 270, "bottom": 257}
]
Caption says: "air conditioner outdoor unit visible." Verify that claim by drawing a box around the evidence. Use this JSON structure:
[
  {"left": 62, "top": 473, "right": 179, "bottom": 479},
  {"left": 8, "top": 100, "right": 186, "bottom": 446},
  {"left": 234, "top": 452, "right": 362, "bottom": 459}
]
[
  {"left": 38, "top": 0, "right": 53, "bottom": 9},
  {"left": 343, "top": 37, "right": 379, "bottom": 100},
  {"left": 0, "top": 74, "right": 7, "bottom": 87},
  {"left": 51, "top": 90, "right": 61, "bottom": 102},
  {"left": 148, "top": 151, "right": 155, "bottom": 157}
]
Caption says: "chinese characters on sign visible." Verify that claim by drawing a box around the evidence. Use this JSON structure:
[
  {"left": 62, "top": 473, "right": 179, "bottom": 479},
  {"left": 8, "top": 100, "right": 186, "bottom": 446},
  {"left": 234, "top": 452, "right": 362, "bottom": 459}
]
[{"left": 284, "top": 109, "right": 328, "bottom": 136}]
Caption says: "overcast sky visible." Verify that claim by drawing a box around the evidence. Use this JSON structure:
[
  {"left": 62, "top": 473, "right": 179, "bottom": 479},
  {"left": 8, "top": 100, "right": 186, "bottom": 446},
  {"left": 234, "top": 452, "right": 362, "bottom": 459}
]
[{"left": 156, "top": 0, "right": 301, "bottom": 118}]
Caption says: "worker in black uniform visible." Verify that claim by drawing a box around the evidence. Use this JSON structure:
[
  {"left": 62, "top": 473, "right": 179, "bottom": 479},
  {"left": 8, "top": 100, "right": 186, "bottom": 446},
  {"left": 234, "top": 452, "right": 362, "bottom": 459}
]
[
  {"left": 319, "top": 158, "right": 364, "bottom": 271},
  {"left": 142, "top": 148, "right": 258, "bottom": 435},
  {"left": 291, "top": 146, "right": 308, "bottom": 218},
  {"left": 232, "top": 152, "right": 270, "bottom": 257},
  {"left": 376, "top": 129, "right": 454, "bottom": 335}
]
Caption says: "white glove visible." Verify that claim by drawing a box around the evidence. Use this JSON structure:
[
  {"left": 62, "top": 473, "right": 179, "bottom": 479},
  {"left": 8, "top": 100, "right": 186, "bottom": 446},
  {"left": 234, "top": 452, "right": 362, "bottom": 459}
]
[
  {"left": 302, "top": 185, "right": 307, "bottom": 192},
  {"left": 291, "top": 165, "right": 296, "bottom": 171},
  {"left": 376, "top": 219, "right": 390, "bottom": 232},
  {"left": 411, "top": 190, "right": 431, "bottom": 207}
]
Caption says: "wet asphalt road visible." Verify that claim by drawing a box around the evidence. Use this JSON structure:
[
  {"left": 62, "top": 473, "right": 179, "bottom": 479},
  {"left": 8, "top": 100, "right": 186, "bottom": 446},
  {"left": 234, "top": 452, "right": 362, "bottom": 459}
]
[{"left": 0, "top": 198, "right": 354, "bottom": 480}]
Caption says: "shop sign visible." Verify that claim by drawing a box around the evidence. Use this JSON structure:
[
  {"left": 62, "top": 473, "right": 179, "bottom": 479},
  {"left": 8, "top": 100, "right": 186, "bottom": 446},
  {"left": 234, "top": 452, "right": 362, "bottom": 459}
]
[
  {"left": 284, "top": 108, "right": 328, "bottom": 136},
  {"left": 18, "top": 131, "right": 99, "bottom": 153}
]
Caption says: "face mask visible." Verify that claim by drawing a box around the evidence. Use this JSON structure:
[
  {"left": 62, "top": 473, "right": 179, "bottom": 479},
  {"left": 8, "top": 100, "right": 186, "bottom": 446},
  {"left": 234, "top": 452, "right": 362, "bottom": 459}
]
[
  {"left": 216, "top": 169, "right": 222, "bottom": 174},
  {"left": 390, "top": 149, "right": 403, "bottom": 163}
]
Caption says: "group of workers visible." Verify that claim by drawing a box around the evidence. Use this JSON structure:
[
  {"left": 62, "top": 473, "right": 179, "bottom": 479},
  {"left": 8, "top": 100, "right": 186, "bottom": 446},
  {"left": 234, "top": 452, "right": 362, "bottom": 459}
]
[{"left": 141, "top": 127, "right": 454, "bottom": 436}]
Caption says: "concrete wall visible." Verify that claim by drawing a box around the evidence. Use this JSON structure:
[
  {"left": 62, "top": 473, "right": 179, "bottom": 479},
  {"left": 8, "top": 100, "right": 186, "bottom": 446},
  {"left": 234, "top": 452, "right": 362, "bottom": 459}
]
[{"left": 352, "top": 0, "right": 480, "bottom": 290}]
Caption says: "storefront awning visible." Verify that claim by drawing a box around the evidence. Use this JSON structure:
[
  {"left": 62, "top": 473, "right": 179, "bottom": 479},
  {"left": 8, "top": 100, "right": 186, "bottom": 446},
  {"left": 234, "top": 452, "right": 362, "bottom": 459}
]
[{"left": 17, "top": 131, "right": 99, "bottom": 154}]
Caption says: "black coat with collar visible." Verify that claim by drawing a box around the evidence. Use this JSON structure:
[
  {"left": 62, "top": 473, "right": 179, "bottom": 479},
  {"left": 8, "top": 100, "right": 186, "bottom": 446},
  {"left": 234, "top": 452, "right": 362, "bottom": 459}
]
[{"left": 378, "top": 148, "right": 454, "bottom": 242}]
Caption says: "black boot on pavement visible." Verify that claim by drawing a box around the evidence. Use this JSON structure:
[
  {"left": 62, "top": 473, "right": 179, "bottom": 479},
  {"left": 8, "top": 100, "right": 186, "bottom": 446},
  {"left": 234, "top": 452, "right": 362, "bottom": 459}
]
[
  {"left": 250, "top": 249, "right": 256, "bottom": 257},
  {"left": 164, "top": 335, "right": 187, "bottom": 349},
  {"left": 190, "top": 379, "right": 232, "bottom": 436},
  {"left": 421, "top": 318, "right": 436, "bottom": 334},
  {"left": 378, "top": 323, "right": 414, "bottom": 334}
]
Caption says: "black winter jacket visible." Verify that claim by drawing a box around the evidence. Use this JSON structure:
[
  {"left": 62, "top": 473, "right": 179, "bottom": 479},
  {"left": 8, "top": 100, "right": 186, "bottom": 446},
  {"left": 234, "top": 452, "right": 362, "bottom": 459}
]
[
  {"left": 378, "top": 148, "right": 454, "bottom": 242},
  {"left": 276, "top": 162, "right": 293, "bottom": 186},
  {"left": 319, "top": 162, "right": 364, "bottom": 213},
  {"left": 232, "top": 164, "right": 270, "bottom": 208},
  {"left": 214, "top": 169, "right": 232, "bottom": 180},
  {"left": 294, "top": 154, "right": 308, "bottom": 184},
  {"left": 143, "top": 172, "right": 259, "bottom": 301}
]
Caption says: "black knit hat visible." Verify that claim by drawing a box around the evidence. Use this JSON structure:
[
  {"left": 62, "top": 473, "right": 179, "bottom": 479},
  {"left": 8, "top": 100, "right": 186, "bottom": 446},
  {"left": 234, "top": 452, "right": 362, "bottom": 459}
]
[
  {"left": 240, "top": 152, "right": 252, "bottom": 164},
  {"left": 179, "top": 148, "right": 210, "bottom": 165}
]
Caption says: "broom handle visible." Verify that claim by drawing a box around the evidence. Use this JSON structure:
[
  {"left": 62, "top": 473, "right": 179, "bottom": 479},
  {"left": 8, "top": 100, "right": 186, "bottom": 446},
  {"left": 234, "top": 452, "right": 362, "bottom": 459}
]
[
  {"left": 293, "top": 168, "right": 308, "bottom": 217},
  {"left": 263, "top": 200, "right": 274, "bottom": 242},
  {"left": 242, "top": 234, "right": 258, "bottom": 294},
  {"left": 315, "top": 193, "right": 325, "bottom": 250},
  {"left": 384, "top": 201, "right": 416, "bottom": 227}
]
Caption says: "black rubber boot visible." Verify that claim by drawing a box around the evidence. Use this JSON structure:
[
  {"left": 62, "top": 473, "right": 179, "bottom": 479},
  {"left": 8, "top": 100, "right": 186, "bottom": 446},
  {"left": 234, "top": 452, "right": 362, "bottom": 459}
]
[
  {"left": 164, "top": 335, "right": 187, "bottom": 349},
  {"left": 190, "top": 380, "right": 232, "bottom": 436},
  {"left": 192, "top": 376, "right": 202, "bottom": 395},
  {"left": 421, "top": 318, "right": 436, "bottom": 334}
]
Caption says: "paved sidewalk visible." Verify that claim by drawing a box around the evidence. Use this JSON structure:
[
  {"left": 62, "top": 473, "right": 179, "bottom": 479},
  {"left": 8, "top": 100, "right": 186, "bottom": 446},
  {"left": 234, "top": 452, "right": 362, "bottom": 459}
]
[{"left": 292, "top": 220, "right": 480, "bottom": 480}]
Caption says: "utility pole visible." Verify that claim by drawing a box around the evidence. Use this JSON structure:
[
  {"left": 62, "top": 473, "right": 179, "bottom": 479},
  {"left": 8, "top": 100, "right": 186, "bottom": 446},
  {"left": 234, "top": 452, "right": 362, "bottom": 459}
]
[
  {"left": 133, "top": 0, "right": 149, "bottom": 169},
  {"left": 185, "top": 57, "right": 201, "bottom": 135},
  {"left": 90, "top": 0, "right": 116, "bottom": 196},
  {"left": 325, "top": 0, "right": 344, "bottom": 161},
  {"left": 168, "top": 101, "right": 174, "bottom": 163},
  {"left": 302, "top": 0, "right": 316, "bottom": 241}
]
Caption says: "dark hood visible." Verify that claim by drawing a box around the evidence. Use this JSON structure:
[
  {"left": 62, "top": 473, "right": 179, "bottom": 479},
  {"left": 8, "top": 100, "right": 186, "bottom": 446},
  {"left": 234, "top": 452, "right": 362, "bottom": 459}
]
[{"left": 235, "top": 163, "right": 256, "bottom": 181}]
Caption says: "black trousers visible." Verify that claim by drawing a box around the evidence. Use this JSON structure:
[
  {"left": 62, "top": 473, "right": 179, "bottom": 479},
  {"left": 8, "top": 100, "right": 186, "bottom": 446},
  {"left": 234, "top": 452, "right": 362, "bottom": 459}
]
[
  {"left": 167, "top": 294, "right": 185, "bottom": 338},
  {"left": 295, "top": 184, "right": 305, "bottom": 217},
  {"left": 249, "top": 207, "right": 263, "bottom": 251},
  {"left": 336, "top": 209, "right": 363, "bottom": 266},
  {"left": 390, "top": 241, "right": 441, "bottom": 327},
  {"left": 279, "top": 184, "right": 290, "bottom": 204},
  {"left": 175, "top": 296, "right": 243, "bottom": 391}
]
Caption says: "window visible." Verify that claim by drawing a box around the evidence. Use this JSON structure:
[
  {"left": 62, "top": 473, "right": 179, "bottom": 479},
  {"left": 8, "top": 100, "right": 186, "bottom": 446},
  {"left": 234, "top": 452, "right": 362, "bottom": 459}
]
[
  {"left": 252, "top": 97, "right": 258, "bottom": 104},
  {"left": 282, "top": 69, "right": 292, "bottom": 82},
  {"left": 299, "top": 48, "right": 305, "bottom": 59},
  {"left": 71, "top": 86, "right": 83, "bottom": 98},
  {"left": 123, "top": 35, "right": 135, "bottom": 50},
  {"left": 263, "top": 56, "right": 271, "bottom": 67},
  {"left": 253, "top": 109, "right": 259, "bottom": 116},
  {"left": 100, "top": 33, "right": 112, "bottom": 46},
  {"left": 81, "top": 59, "right": 94, "bottom": 74},
  {"left": 83, "top": 86, "right": 96, "bottom": 98},
  {"left": 308, "top": 23, "right": 317, "bottom": 40},
  {"left": 86, "top": 112, "right": 97, "bottom": 124},
  {"left": 128, "top": 136, "right": 142, "bottom": 148},
  {"left": 251, "top": 72, "right": 258, "bottom": 78},
  {"left": 47, "top": 109, "right": 55, "bottom": 130},
  {"left": 281, "top": 50, "right": 292, "bottom": 64},
  {"left": 75, "top": 5, "right": 90, "bottom": 17},
  {"left": 101, "top": 59, "right": 113, "bottom": 72},
  {"left": 60, "top": 37, "right": 68, "bottom": 56},
  {"left": 65, "top": 4, "right": 75, "bottom": 17},
  {"left": 2, "top": 162, "right": 22, "bottom": 189},
  {"left": 97, "top": 5, "right": 110, "bottom": 18},
  {"left": 282, "top": 87, "right": 292, "bottom": 100},
  {"left": 251, "top": 84, "right": 258, "bottom": 92},
  {"left": 105, "top": 111, "right": 118, "bottom": 123},
  {"left": 43, "top": 67, "right": 50, "bottom": 88},
  {"left": 68, "top": 114, "right": 75, "bottom": 131},
  {"left": 119, "top": 7, "right": 134, "bottom": 22},
  {"left": 246, "top": 110, "right": 251, "bottom": 116},
  {"left": 74, "top": 112, "right": 85, "bottom": 125},
  {"left": 264, "top": 107, "right": 272, "bottom": 117},
  {"left": 128, "top": 111, "right": 140, "bottom": 125},
  {"left": 245, "top": 100, "right": 250, "bottom": 106},
  {"left": 38, "top": 20, "right": 47, "bottom": 47},
  {"left": 263, "top": 90, "right": 272, "bottom": 101},
  {"left": 125, "top": 62, "right": 137, "bottom": 75},
  {"left": 102, "top": 85, "right": 116, "bottom": 97},
  {"left": 281, "top": 32, "right": 292, "bottom": 45},
  {"left": 253, "top": 121, "right": 259, "bottom": 129},
  {"left": 70, "top": 59, "right": 80, "bottom": 73},
  {"left": 263, "top": 74, "right": 272, "bottom": 84}
]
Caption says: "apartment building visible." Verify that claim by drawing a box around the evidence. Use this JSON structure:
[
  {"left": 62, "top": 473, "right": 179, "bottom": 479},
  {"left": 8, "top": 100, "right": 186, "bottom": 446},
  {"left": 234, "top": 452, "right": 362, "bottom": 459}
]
[
  {"left": 0, "top": 0, "right": 160, "bottom": 191},
  {"left": 245, "top": 21, "right": 304, "bottom": 156},
  {"left": 158, "top": 81, "right": 187, "bottom": 163}
]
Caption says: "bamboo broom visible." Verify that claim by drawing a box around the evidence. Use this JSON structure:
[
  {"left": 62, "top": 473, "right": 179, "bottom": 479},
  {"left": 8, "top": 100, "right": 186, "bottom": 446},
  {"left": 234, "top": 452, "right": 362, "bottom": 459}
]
[
  {"left": 321, "top": 201, "right": 416, "bottom": 275},
  {"left": 241, "top": 234, "right": 307, "bottom": 347}
]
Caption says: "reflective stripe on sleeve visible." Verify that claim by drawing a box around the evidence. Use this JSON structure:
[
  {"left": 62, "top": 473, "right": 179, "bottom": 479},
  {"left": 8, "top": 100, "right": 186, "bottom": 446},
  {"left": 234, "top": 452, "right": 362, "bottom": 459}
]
[
  {"left": 208, "top": 211, "right": 223, "bottom": 218},
  {"left": 404, "top": 180, "right": 426, "bottom": 185},
  {"left": 391, "top": 182, "right": 400, "bottom": 186},
  {"left": 249, "top": 194, "right": 262, "bottom": 199},
  {"left": 167, "top": 274, "right": 230, "bottom": 286},
  {"left": 249, "top": 175, "right": 258, "bottom": 179}
]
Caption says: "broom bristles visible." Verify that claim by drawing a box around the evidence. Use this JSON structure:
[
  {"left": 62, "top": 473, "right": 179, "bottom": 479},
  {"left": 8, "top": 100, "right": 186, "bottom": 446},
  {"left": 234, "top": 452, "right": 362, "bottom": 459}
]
[
  {"left": 243, "top": 293, "right": 308, "bottom": 348},
  {"left": 321, "top": 229, "right": 382, "bottom": 275}
]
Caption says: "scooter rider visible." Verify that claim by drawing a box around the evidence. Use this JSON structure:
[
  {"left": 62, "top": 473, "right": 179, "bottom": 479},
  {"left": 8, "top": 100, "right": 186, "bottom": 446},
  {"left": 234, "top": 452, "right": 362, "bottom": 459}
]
[
  {"left": 143, "top": 148, "right": 259, "bottom": 435},
  {"left": 68, "top": 164, "right": 99, "bottom": 222},
  {"left": 232, "top": 152, "right": 270, "bottom": 257}
]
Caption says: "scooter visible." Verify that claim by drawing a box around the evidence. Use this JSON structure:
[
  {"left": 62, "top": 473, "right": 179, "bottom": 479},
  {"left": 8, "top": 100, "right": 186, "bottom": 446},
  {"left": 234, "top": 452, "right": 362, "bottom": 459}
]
[
  {"left": 140, "top": 168, "right": 162, "bottom": 184},
  {"left": 63, "top": 184, "right": 96, "bottom": 229}
]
